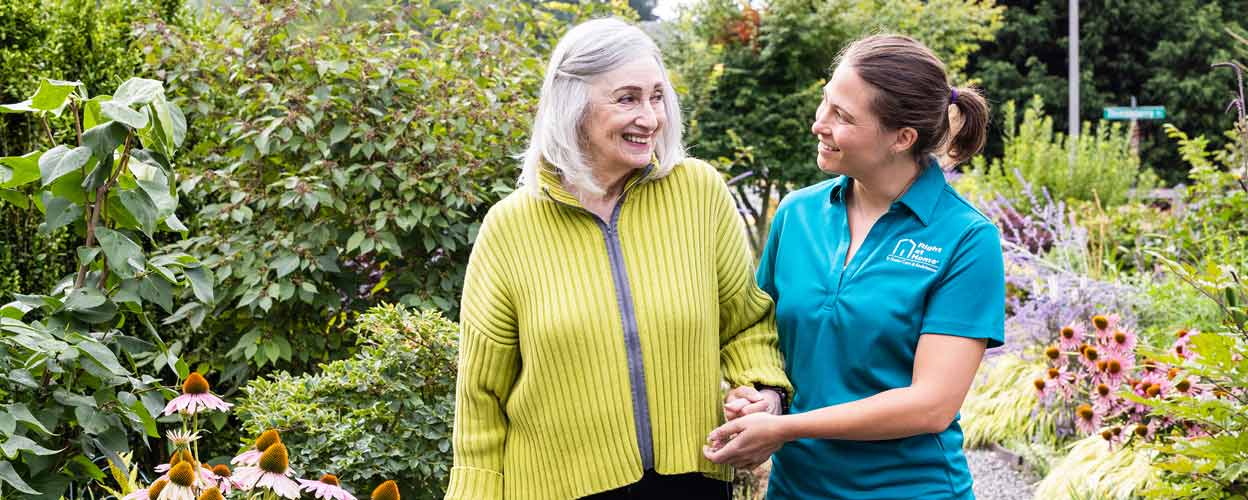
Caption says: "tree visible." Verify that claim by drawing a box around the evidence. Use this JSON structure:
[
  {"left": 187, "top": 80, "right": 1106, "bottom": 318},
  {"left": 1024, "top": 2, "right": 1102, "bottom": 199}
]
[
  {"left": 665, "top": 0, "right": 1003, "bottom": 255},
  {"left": 965, "top": 0, "right": 1248, "bottom": 184}
]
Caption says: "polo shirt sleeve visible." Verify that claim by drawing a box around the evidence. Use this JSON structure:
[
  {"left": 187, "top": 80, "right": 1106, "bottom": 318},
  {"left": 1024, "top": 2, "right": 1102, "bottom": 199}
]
[
  {"left": 919, "top": 221, "right": 1006, "bottom": 348},
  {"left": 447, "top": 211, "right": 519, "bottom": 499},
  {"left": 755, "top": 199, "right": 787, "bottom": 302}
]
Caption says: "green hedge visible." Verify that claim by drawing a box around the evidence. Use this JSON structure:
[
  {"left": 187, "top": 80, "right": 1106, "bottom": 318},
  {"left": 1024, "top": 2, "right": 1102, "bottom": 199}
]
[{"left": 235, "top": 304, "right": 458, "bottom": 499}]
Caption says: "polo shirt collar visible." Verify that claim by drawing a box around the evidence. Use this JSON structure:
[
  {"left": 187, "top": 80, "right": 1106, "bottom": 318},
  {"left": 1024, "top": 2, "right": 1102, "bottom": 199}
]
[{"left": 828, "top": 156, "right": 945, "bottom": 226}]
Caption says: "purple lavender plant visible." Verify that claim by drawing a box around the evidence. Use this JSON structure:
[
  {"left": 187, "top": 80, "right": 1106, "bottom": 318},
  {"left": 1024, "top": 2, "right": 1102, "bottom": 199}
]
[{"left": 984, "top": 171, "right": 1146, "bottom": 355}]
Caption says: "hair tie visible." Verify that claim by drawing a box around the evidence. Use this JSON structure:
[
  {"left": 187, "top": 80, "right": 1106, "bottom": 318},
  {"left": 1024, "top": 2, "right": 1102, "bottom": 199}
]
[{"left": 949, "top": 87, "right": 959, "bottom": 105}]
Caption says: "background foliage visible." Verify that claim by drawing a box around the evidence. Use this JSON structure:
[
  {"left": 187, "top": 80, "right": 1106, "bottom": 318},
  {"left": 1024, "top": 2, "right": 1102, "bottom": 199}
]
[{"left": 235, "top": 305, "right": 458, "bottom": 500}]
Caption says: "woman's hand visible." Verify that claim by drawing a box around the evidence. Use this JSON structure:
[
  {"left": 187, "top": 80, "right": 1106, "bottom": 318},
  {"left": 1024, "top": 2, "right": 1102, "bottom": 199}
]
[
  {"left": 703, "top": 412, "right": 788, "bottom": 470},
  {"left": 724, "top": 386, "right": 782, "bottom": 420}
]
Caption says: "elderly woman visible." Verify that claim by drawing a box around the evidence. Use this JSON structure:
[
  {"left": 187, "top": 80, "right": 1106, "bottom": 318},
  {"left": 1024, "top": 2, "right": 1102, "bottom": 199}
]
[
  {"left": 703, "top": 34, "right": 1004, "bottom": 499},
  {"left": 445, "top": 18, "right": 791, "bottom": 500}
]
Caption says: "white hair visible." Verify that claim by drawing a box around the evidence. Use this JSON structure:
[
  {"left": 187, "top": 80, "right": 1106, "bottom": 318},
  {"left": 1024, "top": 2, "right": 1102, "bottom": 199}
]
[{"left": 520, "top": 17, "right": 685, "bottom": 197}]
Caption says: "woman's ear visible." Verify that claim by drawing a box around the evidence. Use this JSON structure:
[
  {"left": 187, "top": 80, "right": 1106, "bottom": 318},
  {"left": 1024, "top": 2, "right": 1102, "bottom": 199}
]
[{"left": 892, "top": 127, "right": 918, "bottom": 154}]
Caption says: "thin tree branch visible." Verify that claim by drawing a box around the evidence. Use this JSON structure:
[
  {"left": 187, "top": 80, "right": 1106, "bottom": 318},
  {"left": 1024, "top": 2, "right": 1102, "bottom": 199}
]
[{"left": 75, "top": 133, "right": 134, "bottom": 289}]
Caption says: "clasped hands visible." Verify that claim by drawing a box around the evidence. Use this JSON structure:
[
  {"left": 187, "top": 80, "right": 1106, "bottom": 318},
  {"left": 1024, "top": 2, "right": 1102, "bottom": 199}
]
[{"left": 703, "top": 386, "right": 786, "bottom": 471}]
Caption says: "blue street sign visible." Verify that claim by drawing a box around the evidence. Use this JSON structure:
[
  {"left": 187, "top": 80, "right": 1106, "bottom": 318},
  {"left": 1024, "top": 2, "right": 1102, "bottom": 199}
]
[{"left": 1103, "top": 106, "right": 1166, "bottom": 120}]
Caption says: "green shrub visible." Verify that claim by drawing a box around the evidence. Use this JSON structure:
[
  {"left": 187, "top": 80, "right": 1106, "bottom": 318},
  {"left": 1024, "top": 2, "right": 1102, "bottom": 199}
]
[
  {"left": 966, "top": 96, "right": 1157, "bottom": 211},
  {"left": 140, "top": 0, "right": 632, "bottom": 383},
  {"left": 235, "top": 304, "right": 458, "bottom": 500}
]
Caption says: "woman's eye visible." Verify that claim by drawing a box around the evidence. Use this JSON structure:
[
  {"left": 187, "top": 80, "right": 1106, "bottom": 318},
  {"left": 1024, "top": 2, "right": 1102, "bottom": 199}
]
[
  {"left": 651, "top": 93, "right": 663, "bottom": 102},
  {"left": 618, "top": 95, "right": 637, "bottom": 104}
]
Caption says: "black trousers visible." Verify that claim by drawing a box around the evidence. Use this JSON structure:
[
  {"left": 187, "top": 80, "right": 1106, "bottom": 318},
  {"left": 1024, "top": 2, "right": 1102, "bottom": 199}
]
[{"left": 580, "top": 470, "right": 732, "bottom": 500}]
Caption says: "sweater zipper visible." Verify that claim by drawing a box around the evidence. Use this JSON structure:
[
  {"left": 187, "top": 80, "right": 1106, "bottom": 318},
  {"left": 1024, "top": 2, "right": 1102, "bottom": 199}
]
[{"left": 592, "top": 193, "right": 655, "bottom": 471}]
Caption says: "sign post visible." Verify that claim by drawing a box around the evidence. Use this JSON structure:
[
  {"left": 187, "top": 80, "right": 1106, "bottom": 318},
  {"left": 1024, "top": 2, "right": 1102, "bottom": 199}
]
[{"left": 1103, "top": 98, "right": 1165, "bottom": 157}]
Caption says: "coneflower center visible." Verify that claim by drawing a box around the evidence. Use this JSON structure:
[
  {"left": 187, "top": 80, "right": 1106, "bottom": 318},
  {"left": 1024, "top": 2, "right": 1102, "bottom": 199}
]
[
  {"left": 320, "top": 474, "right": 340, "bottom": 486},
  {"left": 259, "top": 442, "right": 290, "bottom": 474},
  {"left": 1033, "top": 379, "right": 1046, "bottom": 391},
  {"left": 212, "top": 464, "right": 232, "bottom": 477},
  {"left": 1100, "top": 429, "right": 1113, "bottom": 441},
  {"left": 256, "top": 429, "right": 281, "bottom": 451},
  {"left": 1107, "top": 360, "right": 1122, "bottom": 374},
  {"left": 183, "top": 372, "right": 210, "bottom": 394},
  {"left": 1097, "top": 384, "right": 1110, "bottom": 397},
  {"left": 198, "top": 487, "right": 225, "bottom": 500},
  {"left": 1076, "top": 404, "right": 1094, "bottom": 420},
  {"left": 1114, "top": 331, "right": 1127, "bottom": 344},
  {"left": 149, "top": 479, "right": 168, "bottom": 500},
  {"left": 1176, "top": 380, "right": 1191, "bottom": 393},
  {"left": 372, "top": 480, "right": 400, "bottom": 500},
  {"left": 1146, "top": 384, "right": 1161, "bottom": 397},
  {"left": 1084, "top": 346, "right": 1099, "bottom": 362},
  {"left": 1045, "top": 346, "right": 1060, "bottom": 360},
  {"left": 1047, "top": 368, "right": 1060, "bottom": 379},
  {"left": 1092, "top": 315, "right": 1109, "bottom": 330},
  {"left": 170, "top": 462, "right": 197, "bottom": 487},
  {"left": 1060, "top": 327, "right": 1075, "bottom": 339}
]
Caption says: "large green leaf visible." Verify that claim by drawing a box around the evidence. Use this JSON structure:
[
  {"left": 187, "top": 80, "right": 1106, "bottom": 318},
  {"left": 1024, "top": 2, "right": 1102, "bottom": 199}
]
[
  {"left": 99, "top": 101, "right": 147, "bottom": 129},
  {"left": 62, "top": 287, "right": 106, "bottom": 311},
  {"left": 82, "top": 121, "right": 128, "bottom": 165},
  {"left": 129, "top": 158, "right": 176, "bottom": 214},
  {"left": 94, "top": 227, "right": 145, "bottom": 279},
  {"left": 5, "top": 404, "right": 53, "bottom": 436},
  {"left": 112, "top": 78, "right": 163, "bottom": 106},
  {"left": 139, "top": 275, "right": 173, "bottom": 313},
  {"left": 118, "top": 188, "right": 158, "bottom": 238},
  {"left": 38, "top": 145, "right": 91, "bottom": 186},
  {"left": 1, "top": 435, "right": 60, "bottom": 459},
  {"left": 30, "top": 79, "right": 84, "bottom": 116},
  {"left": 0, "top": 189, "right": 28, "bottom": 209},
  {"left": 272, "top": 253, "right": 300, "bottom": 278},
  {"left": 73, "top": 336, "right": 127, "bottom": 376},
  {"left": 127, "top": 399, "right": 159, "bottom": 438},
  {"left": 184, "top": 266, "right": 214, "bottom": 305},
  {"left": 38, "top": 194, "right": 81, "bottom": 234},
  {"left": 0, "top": 100, "right": 35, "bottom": 113},
  {"left": 0, "top": 151, "right": 40, "bottom": 188},
  {"left": 0, "top": 410, "right": 13, "bottom": 437},
  {"left": 82, "top": 95, "right": 112, "bottom": 130},
  {"left": 0, "top": 460, "right": 40, "bottom": 494}
]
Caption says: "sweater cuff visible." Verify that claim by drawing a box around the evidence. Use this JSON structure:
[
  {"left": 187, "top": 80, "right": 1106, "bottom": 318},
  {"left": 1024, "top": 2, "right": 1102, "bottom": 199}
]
[{"left": 445, "top": 466, "right": 504, "bottom": 499}]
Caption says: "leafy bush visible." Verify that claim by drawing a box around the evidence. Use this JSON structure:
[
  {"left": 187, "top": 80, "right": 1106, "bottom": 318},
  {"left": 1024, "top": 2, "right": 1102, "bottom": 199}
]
[
  {"left": 0, "top": 76, "right": 203, "bottom": 499},
  {"left": 235, "top": 304, "right": 458, "bottom": 500},
  {"left": 967, "top": 97, "right": 1157, "bottom": 211},
  {"left": 139, "top": 0, "right": 632, "bottom": 382}
]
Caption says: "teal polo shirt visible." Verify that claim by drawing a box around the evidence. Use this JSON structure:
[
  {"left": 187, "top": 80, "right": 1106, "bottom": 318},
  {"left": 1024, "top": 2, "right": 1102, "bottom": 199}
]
[{"left": 757, "top": 158, "right": 1005, "bottom": 499}]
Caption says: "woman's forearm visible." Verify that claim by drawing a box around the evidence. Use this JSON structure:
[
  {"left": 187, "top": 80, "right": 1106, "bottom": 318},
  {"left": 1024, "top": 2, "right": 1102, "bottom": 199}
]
[{"left": 781, "top": 386, "right": 952, "bottom": 441}]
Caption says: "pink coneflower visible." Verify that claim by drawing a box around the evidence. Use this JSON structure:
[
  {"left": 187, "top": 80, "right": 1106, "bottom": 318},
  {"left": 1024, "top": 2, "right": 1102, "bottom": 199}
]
[
  {"left": 234, "top": 442, "right": 301, "bottom": 499},
  {"left": 299, "top": 474, "right": 358, "bottom": 500},
  {"left": 1091, "top": 383, "right": 1119, "bottom": 415},
  {"left": 197, "top": 487, "right": 224, "bottom": 500},
  {"left": 1090, "top": 313, "right": 1119, "bottom": 342},
  {"left": 1099, "top": 425, "right": 1126, "bottom": 449},
  {"left": 1058, "top": 323, "right": 1084, "bottom": 353},
  {"left": 1033, "top": 377, "right": 1053, "bottom": 402},
  {"left": 1098, "top": 350, "right": 1133, "bottom": 388},
  {"left": 163, "top": 373, "right": 232, "bottom": 416},
  {"left": 204, "top": 464, "right": 238, "bottom": 495},
  {"left": 158, "top": 462, "right": 197, "bottom": 500},
  {"left": 123, "top": 479, "right": 167, "bottom": 500},
  {"left": 233, "top": 429, "right": 282, "bottom": 467},
  {"left": 1043, "top": 344, "right": 1065, "bottom": 367},
  {"left": 1078, "top": 344, "right": 1102, "bottom": 372},
  {"left": 1075, "top": 404, "right": 1101, "bottom": 435},
  {"left": 1105, "top": 327, "right": 1138, "bottom": 356},
  {"left": 156, "top": 448, "right": 197, "bottom": 474},
  {"left": 1172, "top": 330, "right": 1198, "bottom": 360}
]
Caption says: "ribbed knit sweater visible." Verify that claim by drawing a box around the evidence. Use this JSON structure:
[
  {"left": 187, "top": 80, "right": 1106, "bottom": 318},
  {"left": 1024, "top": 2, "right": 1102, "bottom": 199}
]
[{"left": 445, "top": 158, "right": 791, "bottom": 499}]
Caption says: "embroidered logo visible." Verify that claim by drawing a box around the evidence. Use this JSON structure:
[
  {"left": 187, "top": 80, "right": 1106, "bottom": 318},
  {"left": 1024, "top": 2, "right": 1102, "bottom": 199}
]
[{"left": 887, "top": 238, "right": 942, "bottom": 272}]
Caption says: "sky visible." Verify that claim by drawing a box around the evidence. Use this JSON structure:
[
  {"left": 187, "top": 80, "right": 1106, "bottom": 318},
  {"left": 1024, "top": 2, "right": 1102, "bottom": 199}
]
[{"left": 653, "top": 0, "right": 697, "bottom": 20}]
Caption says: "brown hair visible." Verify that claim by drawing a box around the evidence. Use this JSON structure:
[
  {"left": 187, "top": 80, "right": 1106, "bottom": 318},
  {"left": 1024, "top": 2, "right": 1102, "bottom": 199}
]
[{"left": 836, "top": 34, "right": 988, "bottom": 166}]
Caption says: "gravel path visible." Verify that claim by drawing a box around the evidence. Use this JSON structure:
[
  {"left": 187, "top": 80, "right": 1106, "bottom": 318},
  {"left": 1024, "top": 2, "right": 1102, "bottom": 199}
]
[{"left": 967, "top": 447, "right": 1036, "bottom": 500}]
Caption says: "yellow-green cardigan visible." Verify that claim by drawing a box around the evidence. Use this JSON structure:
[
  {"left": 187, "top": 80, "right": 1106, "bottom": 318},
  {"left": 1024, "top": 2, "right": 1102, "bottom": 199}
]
[{"left": 446, "top": 158, "right": 790, "bottom": 499}]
